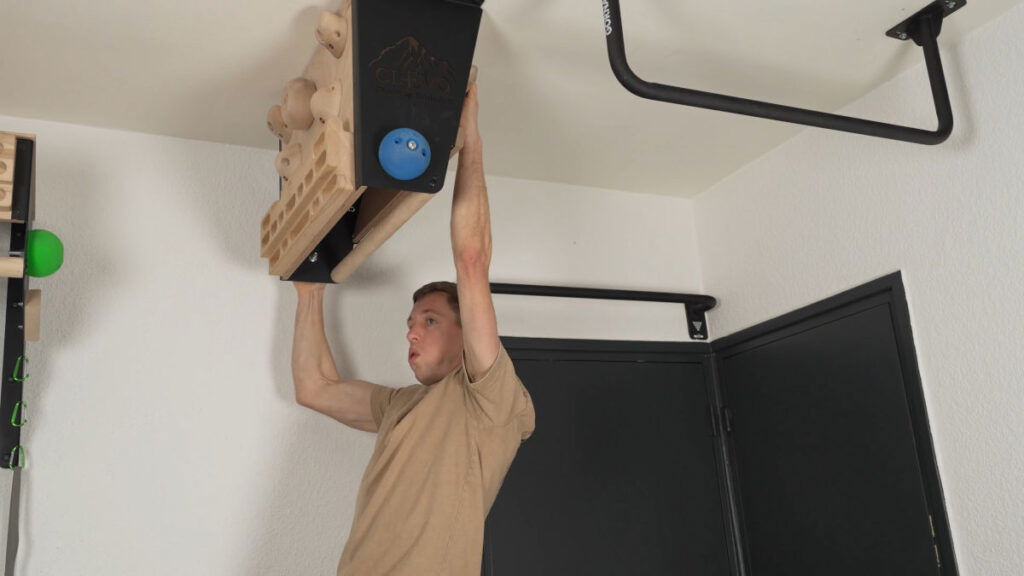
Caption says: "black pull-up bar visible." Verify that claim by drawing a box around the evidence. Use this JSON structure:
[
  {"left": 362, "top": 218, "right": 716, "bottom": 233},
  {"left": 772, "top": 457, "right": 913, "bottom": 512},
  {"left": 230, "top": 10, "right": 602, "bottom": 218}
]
[
  {"left": 490, "top": 283, "right": 716, "bottom": 341},
  {"left": 601, "top": 0, "right": 963, "bottom": 145}
]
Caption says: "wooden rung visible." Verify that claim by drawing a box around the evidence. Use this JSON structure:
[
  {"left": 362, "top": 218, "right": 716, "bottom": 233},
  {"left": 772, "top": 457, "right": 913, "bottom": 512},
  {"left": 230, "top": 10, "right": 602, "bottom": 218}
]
[
  {"left": 25, "top": 289, "right": 41, "bottom": 342},
  {"left": 0, "top": 257, "right": 24, "bottom": 278},
  {"left": 330, "top": 190, "right": 433, "bottom": 283}
]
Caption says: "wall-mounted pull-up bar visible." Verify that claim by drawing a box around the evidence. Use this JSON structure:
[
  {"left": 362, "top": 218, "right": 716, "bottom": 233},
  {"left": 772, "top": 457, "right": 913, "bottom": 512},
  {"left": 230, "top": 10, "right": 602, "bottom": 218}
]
[
  {"left": 490, "top": 283, "right": 717, "bottom": 341},
  {"left": 601, "top": 0, "right": 966, "bottom": 145}
]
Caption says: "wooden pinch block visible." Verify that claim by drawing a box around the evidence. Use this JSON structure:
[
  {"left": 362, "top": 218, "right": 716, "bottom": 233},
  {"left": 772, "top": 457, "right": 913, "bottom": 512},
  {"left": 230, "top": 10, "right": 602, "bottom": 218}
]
[
  {"left": 330, "top": 191, "right": 433, "bottom": 284},
  {"left": 266, "top": 105, "right": 292, "bottom": 142},
  {"left": 282, "top": 78, "right": 317, "bottom": 130},
  {"left": 315, "top": 11, "right": 349, "bottom": 58},
  {"left": 25, "top": 289, "right": 40, "bottom": 342},
  {"left": 0, "top": 257, "right": 24, "bottom": 278},
  {"left": 267, "top": 120, "right": 360, "bottom": 277},
  {"left": 260, "top": 201, "right": 284, "bottom": 257},
  {"left": 303, "top": 8, "right": 355, "bottom": 133},
  {"left": 260, "top": 3, "right": 358, "bottom": 278},
  {"left": 310, "top": 82, "right": 342, "bottom": 126},
  {"left": 275, "top": 141, "right": 303, "bottom": 181},
  {"left": 264, "top": 118, "right": 352, "bottom": 261}
]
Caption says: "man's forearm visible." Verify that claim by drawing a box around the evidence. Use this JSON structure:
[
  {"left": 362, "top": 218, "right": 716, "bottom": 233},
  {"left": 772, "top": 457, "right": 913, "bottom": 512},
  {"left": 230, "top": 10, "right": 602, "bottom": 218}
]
[
  {"left": 292, "top": 284, "right": 342, "bottom": 403},
  {"left": 451, "top": 137, "right": 492, "bottom": 265}
]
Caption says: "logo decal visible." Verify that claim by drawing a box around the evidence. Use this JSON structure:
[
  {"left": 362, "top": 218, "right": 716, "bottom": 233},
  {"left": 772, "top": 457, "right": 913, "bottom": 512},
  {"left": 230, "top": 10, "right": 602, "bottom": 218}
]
[{"left": 370, "top": 37, "right": 456, "bottom": 102}]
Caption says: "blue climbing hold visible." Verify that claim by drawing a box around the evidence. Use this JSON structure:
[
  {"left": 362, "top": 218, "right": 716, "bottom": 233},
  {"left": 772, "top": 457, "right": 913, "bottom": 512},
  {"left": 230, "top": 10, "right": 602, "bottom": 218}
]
[{"left": 378, "top": 128, "right": 431, "bottom": 181}]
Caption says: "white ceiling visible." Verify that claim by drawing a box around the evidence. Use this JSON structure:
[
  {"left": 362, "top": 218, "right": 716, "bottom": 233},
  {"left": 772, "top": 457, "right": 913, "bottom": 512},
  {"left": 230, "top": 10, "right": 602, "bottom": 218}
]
[{"left": 1, "top": 0, "right": 1020, "bottom": 197}]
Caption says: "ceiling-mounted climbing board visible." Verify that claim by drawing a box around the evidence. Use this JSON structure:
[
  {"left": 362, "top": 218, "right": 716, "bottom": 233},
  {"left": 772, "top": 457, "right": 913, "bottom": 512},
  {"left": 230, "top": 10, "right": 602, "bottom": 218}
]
[{"left": 260, "top": 0, "right": 484, "bottom": 283}]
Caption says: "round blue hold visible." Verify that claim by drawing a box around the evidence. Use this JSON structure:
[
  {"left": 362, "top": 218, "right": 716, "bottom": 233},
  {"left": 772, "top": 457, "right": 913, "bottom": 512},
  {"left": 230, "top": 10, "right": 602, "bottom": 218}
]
[{"left": 378, "top": 128, "right": 431, "bottom": 181}]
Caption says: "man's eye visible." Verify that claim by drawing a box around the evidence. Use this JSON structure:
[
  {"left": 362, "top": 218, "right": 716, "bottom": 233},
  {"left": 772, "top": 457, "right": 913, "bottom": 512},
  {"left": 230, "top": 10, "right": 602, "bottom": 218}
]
[{"left": 427, "top": 318, "right": 437, "bottom": 325}]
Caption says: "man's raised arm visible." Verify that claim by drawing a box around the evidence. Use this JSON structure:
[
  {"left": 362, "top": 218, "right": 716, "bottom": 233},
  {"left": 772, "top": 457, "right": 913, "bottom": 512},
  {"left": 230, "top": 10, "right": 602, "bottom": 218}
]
[
  {"left": 451, "top": 84, "right": 501, "bottom": 382},
  {"left": 291, "top": 282, "right": 378, "bottom": 432}
]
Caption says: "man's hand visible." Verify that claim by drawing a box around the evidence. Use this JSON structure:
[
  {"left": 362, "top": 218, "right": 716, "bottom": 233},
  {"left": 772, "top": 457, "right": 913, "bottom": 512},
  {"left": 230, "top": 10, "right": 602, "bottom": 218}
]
[{"left": 459, "top": 83, "right": 482, "bottom": 152}]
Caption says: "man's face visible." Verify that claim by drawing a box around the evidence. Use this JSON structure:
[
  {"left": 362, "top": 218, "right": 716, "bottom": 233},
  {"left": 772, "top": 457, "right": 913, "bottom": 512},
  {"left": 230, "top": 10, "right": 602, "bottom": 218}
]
[{"left": 406, "top": 292, "right": 463, "bottom": 385}]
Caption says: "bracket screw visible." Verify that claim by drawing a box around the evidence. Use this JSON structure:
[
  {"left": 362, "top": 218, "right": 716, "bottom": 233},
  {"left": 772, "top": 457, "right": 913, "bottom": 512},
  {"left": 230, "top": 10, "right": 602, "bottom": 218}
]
[
  {"left": 945, "top": 0, "right": 956, "bottom": 9},
  {"left": 898, "top": 31, "right": 908, "bottom": 40},
  {"left": 308, "top": 252, "right": 319, "bottom": 263}
]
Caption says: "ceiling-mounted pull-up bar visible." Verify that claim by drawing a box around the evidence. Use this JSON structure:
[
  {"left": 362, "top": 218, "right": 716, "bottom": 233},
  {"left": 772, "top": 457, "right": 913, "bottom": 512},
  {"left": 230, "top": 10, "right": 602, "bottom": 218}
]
[{"left": 600, "top": 0, "right": 966, "bottom": 145}]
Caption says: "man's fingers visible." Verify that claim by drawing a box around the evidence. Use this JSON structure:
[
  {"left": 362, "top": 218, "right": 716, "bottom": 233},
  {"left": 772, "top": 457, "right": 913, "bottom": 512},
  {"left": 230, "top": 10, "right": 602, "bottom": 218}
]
[{"left": 462, "top": 83, "right": 479, "bottom": 123}]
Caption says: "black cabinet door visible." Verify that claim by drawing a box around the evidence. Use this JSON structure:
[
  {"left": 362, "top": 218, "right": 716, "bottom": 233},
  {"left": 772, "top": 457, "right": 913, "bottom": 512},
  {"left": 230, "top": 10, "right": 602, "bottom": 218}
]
[
  {"left": 484, "top": 341, "right": 732, "bottom": 576},
  {"left": 717, "top": 289, "right": 945, "bottom": 576}
]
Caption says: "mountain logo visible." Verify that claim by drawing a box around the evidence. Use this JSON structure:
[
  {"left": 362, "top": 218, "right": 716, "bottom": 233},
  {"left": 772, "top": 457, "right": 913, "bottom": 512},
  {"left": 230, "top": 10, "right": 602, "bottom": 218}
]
[{"left": 369, "top": 37, "right": 457, "bottom": 101}]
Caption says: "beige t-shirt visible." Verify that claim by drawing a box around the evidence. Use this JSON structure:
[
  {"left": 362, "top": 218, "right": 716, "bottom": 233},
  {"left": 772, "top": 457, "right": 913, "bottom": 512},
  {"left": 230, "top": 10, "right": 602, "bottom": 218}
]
[{"left": 337, "top": 345, "right": 535, "bottom": 576}]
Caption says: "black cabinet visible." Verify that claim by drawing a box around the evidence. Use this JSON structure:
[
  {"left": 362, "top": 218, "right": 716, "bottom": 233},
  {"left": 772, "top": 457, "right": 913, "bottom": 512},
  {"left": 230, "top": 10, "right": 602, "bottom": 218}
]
[{"left": 485, "top": 273, "right": 956, "bottom": 576}]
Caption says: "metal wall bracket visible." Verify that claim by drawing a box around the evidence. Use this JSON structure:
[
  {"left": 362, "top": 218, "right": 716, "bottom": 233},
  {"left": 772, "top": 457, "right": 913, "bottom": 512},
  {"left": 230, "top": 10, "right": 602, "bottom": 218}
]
[
  {"left": 601, "top": 0, "right": 964, "bottom": 144},
  {"left": 285, "top": 198, "right": 362, "bottom": 284},
  {"left": 684, "top": 302, "right": 710, "bottom": 340},
  {"left": 887, "top": 0, "right": 966, "bottom": 45}
]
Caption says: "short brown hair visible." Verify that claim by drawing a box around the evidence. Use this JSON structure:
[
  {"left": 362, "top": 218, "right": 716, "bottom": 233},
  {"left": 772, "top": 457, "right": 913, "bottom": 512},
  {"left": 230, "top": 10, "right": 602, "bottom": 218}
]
[{"left": 412, "top": 281, "right": 461, "bottom": 327}]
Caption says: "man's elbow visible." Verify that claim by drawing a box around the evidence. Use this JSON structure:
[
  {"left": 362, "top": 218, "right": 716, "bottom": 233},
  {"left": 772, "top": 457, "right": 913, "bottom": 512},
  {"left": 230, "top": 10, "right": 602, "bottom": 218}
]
[
  {"left": 294, "top": 389, "right": 317, "bottom": 410},
  {"left": 293, "top": 376, "right": 326, "bottom": 409}
]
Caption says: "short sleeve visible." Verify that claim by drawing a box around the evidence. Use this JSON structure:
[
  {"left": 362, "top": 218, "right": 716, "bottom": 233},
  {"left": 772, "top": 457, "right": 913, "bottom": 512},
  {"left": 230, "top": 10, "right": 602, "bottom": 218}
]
[
  {"left": 463, "top": 346, "right": 535, "bottom": 435},
  {"left": 370, "top": 384, "right": 421, "bottom": 430}
]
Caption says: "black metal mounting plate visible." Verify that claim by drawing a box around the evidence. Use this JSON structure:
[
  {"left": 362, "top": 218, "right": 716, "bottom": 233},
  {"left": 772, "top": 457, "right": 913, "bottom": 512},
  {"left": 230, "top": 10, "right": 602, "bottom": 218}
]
[
  {"left": 684, "top": 304, "right": 710, "bottom": 341},
  {"left": 887, "top": 0, "right": 966, "bottom": 45},
  {"left": 284, "top": 197, "right": 363, "bottom": 284}
]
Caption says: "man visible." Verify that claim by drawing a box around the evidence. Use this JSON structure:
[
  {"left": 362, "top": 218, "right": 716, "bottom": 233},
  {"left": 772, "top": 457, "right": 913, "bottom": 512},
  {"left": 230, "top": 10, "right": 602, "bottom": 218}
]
[{"left": 291, "top": 83, "right": 536, "bottom": 576}]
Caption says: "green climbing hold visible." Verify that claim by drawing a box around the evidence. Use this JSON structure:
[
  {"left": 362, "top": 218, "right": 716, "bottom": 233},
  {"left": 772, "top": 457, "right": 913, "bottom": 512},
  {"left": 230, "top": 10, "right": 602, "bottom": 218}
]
[{"left": 25, "top": 229, "right": 64, "bottom": 278}]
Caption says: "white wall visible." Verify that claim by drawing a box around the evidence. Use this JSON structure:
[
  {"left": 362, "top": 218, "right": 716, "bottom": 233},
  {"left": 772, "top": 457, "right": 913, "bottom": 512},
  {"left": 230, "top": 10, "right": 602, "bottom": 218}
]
[
  {"left": 0, "top": 115, "right": 701, "bottom": 575},
  {"left": 694, "top": 4, "right": 1024, "bottom": 576}
]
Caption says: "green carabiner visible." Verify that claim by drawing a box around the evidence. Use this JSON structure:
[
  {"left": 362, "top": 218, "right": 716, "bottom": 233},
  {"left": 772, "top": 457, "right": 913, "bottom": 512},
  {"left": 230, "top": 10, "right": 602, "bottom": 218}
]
[
  {"left": 11, "top": 401, "right": 27, "bottom": 427},
  {"left": 12, "top": 355, "right": 28, "bottom": 383},
  {"left": 9, "top": 445, "right": 26, "bottom": 470}
]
